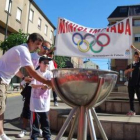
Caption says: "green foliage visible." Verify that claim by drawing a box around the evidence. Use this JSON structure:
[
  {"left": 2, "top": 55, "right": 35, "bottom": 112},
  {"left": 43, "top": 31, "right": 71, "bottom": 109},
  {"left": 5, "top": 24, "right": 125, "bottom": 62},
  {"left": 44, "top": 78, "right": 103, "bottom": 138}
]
[
  {"left": 51, "top": 44, "right": 71, "bottom": 68},
  {"left": 0, "top": 30, "right": 28, "bottom": 51},
  {"left": 54, "top": 56, "right": 71, "bottom": 68}
]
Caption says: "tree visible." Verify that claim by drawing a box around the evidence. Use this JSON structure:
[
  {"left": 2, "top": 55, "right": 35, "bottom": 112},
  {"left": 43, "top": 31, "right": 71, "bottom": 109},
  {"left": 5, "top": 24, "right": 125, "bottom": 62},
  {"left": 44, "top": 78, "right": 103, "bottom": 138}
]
[
  {"left": 0, "top": 30, "right": 28, "bottom": 52},
  {"left": 54, "top": 56, "right": 71, "bottom": 68},
  {"left": 51, "top": 44, "right": 71, "bottom": 68}
]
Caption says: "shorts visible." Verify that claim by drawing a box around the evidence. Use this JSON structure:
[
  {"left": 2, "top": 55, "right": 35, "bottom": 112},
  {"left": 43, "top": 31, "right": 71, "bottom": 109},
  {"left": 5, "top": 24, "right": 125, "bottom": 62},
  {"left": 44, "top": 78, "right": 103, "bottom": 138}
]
[{"left": 0, "top": 84, "right": 7, "bottom": 115}]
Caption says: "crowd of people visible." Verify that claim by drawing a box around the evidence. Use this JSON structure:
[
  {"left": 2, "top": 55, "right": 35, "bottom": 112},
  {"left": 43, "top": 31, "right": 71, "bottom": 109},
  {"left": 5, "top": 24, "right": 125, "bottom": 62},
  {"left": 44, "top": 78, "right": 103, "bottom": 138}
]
[{"left": 0, "top": 33, "right": 58, "bottom": 140}]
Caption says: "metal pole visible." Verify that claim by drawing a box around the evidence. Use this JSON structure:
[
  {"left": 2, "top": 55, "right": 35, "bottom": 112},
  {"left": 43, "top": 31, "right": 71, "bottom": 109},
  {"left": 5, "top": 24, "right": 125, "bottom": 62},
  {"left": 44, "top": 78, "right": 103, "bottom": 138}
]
[
  {"left": 3, "top": 0, "right": 12, "bottom": 54},
  {"left": 77, "top": 106, "right": 87, "bottom": 140},
  {"left": 87, "top": 109, "right": 97, "bottom": 140},
  {"left": 27, "top": 0, "right": 33, "bottom": 33},
  {"left": 68, "top": 109, "right": 79, "bottom": 140},
  {"left": 91, "top": 108, "right": 108, "bottom": 140},
  {"left": 55, "top": 107, "right": 78, "bottom": 140}
]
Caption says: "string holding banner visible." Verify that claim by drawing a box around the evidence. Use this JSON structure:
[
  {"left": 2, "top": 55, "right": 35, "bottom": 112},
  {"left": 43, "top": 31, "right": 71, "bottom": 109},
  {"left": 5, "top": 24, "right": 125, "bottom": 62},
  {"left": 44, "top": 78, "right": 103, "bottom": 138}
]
[{"left": 55, "top": 17, "right": 133, "bottom": 59}]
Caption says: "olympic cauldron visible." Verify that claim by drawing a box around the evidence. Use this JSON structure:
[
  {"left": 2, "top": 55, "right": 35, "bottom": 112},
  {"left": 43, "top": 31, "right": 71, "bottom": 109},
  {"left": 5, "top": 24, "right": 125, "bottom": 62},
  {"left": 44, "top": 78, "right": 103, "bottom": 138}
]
[{"left": 51, "top": 68, "right": 118, "bottom": 140}]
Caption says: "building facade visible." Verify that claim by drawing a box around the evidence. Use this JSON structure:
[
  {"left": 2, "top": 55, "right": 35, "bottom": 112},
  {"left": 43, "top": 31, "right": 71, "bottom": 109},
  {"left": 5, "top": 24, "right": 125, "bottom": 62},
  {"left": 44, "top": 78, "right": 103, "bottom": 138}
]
[
  {"left": 83, "top": 60, "right": 98, "bottom": 69},
  {"left": 0, "top": 0, "right": 83, "bottom": 84},
  {"left": 0, "top": 0, "right": 55, "bottom": 46},
  {"left": 108, "top": 4, "right": 140, "bottom": 85},
  {"left": 0, "top": 0, "right": 56, "bottom": 83},
  {"left": 27, "top": 1, "right": 55, "bottom": 44},
  {"left": 71, "top": 57, "right": 83, "bottom": 68}
]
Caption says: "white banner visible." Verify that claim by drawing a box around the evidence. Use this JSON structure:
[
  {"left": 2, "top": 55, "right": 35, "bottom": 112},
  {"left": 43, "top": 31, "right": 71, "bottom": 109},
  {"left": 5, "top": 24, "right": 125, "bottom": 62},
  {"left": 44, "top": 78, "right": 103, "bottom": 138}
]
[{"left": 55, "top": 17, "right": 132, "bottom": 59}]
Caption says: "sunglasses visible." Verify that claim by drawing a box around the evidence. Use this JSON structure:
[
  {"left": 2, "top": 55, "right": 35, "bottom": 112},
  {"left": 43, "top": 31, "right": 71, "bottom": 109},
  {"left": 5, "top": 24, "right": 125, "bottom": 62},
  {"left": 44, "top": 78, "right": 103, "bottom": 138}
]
[{"left": 43, "top": 46, "right": 50, "bottom": 51}]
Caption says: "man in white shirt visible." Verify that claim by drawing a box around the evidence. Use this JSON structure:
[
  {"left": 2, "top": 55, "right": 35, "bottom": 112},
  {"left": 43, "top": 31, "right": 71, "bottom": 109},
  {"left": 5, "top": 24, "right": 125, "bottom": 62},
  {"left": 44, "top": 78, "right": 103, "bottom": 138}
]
[{"left": 0, "top": 33, "right": 52, "bottom": 140}]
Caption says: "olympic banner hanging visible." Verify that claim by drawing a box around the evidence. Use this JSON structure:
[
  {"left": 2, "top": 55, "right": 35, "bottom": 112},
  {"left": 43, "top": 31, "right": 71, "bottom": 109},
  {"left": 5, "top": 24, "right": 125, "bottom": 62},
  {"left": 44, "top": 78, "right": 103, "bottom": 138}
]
[{"left": 55, "top": 17, "right": 132, "bottom": 59}]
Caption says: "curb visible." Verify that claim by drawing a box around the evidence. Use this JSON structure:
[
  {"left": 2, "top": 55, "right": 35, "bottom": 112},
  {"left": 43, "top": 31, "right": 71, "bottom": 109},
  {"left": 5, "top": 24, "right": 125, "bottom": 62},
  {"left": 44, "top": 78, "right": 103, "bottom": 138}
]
[{"left": 7, "top": 92, "right": 20, "bottom": 98}]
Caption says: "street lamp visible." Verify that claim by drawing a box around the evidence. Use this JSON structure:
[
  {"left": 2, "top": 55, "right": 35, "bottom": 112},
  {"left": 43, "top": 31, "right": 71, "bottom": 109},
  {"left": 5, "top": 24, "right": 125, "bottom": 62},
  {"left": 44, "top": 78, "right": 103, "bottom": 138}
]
[
  {"left": 4, "top": 0, "right": 12, "bottom": 54},
  {"left": 27, "top": 0, "right": 33, "bottom": 33}
]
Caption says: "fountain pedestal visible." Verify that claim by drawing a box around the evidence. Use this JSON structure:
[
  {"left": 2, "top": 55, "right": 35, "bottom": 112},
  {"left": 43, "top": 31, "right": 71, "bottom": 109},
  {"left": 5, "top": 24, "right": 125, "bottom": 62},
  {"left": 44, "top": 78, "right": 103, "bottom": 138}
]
[{"left": 52, "top": 68, "right": 118, "bottom": 140}]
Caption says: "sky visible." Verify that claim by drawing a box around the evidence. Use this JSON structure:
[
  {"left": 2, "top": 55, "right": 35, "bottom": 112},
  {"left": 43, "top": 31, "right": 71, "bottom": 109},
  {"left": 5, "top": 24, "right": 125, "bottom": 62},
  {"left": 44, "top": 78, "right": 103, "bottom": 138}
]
[{"left": 34, "top": 0, "right": 140, "bottom": 70}]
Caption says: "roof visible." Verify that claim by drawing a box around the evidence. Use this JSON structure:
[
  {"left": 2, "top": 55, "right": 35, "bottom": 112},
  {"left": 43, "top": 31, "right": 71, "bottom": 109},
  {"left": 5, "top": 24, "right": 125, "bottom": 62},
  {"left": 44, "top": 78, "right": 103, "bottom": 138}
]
[
  {"left": 31, "top": 1, "right": 56, "bottom": 29},
  {"left": 108, "top": 4, "right": 140, "bottom": 18}
]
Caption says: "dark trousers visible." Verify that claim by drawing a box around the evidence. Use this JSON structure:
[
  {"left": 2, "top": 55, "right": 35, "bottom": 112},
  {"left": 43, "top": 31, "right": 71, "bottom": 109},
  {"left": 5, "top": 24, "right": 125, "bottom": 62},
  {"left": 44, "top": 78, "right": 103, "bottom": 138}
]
[
  {"left": 128, "top": 86, "right": 140, "bottom": 111},
  {"left": 30, "top": 111, "right": 51, "bottom": 139},
  {"left": 53, "top": 91, "right": 57, "bottom": 102},
  {"left": 21, "top": 86, "right": 31, "bottom": 119}
]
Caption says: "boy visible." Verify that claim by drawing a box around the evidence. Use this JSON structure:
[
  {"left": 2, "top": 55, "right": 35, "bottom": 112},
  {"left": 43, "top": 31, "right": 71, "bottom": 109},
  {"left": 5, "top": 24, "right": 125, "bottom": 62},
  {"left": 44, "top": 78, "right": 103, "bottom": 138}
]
[{"left": 30, "top": 56, "right": 52, "bottom": 140}]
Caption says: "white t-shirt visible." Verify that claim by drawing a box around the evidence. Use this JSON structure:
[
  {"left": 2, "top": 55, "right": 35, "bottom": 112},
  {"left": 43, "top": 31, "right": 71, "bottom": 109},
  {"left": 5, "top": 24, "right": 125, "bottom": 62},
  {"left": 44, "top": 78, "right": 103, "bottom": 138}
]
[
  {"left": 48, "top": 60, "right": 55, "bottom": 70},
  {"left": 31, "top": 52, "right": 41, "bottom": 69},
  {"left": 30, "top": 69, "right": 53, "bottom": 112},
  {"left": 0, "top": 43, "right": 33, "bottom": 84}
]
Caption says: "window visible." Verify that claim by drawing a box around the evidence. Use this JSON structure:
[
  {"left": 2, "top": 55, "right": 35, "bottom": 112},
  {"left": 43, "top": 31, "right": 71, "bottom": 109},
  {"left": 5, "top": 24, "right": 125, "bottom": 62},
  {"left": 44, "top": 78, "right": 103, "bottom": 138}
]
[
  {"left": 45, "top": 25, "right": 48, "bottom": 35},
  {"left": 5, "top": 0, "right": 12, "bottom": 13},
  {"left": 134, "top": 34, "right": 140, "bottom": 42},
  {"left": 133, "top": 19, "right": 140, "bottom": 26},
  {"left": 119, "top": 70, "right": 124, "bottom": 81},
  {"left": 16, "top": 8, "right": 22, "bottom": 21},
  {"left": 50, "top": 31, "right": 53, "bottom": 40},
  {"left": 120, "top": 7, "right": 127, "bottom": 13},
  {"left": 38, "top": 18, "right": 41, "bottom": 29},
  {"left": 134, "top": 7, "right": 140, "bottom": 14},
  {"left": 29, "top": 9, "right": 34, "bottom": 22}
]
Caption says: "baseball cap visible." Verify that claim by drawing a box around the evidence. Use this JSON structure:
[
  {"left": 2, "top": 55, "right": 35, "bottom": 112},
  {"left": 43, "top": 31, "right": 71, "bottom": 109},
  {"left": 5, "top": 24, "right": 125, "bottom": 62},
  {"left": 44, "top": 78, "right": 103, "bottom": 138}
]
[{"left": 39, "top": 56, "right": 52, "bottom": 63}]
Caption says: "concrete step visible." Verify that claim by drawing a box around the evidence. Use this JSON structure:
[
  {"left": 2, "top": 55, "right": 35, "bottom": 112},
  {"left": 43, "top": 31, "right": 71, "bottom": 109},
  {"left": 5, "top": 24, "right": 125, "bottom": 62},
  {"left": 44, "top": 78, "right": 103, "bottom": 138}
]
[
  {"left": 56, "top": 113, "right": 140, "bottom": 140},
  {"left": 109, "top": 92, "right": 129, "bottom": 99},
  {"left": 49, "top": 102, "right": 140, "bottom": 140},
  {"left": 96, "top": 99, "right": 140, "bottom": 115}
]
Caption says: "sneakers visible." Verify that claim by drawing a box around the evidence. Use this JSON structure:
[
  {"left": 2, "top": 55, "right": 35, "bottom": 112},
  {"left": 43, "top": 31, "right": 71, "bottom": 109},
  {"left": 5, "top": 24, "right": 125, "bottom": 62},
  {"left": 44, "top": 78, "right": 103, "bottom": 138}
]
[
  {"left": 54, "top": 102, "right": 58, "bottom": 106},
  {"left": 0, "top": 134, "right": 12, "bottom": 140},
  {"left": 17, "top": 130, "right": 26, "bottom": 138},
  {"left": 127, "top": 110, "right": 136, "bottom": 116},
  {"left": 39, "top": 129, "right": 42, "bottom": 137}
]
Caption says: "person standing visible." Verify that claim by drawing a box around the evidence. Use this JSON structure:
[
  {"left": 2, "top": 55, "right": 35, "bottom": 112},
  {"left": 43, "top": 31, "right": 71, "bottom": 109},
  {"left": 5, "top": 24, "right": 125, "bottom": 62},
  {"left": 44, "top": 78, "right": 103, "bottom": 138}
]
[
  {"left": 124, "top": 51, "right": 140, "bottom": 116},
  {"left": 30, "top": 56, "right": 52, "bottom": 140},
  {"left": 0, "top": 33, "right": 52, "bottom": 140}
]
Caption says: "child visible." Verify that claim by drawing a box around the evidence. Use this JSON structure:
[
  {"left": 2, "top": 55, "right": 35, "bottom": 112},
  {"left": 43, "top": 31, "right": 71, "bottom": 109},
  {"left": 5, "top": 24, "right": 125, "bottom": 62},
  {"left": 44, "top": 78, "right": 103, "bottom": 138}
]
[{"left": 30, "top": 56, "right": 52, "bottom": 140}]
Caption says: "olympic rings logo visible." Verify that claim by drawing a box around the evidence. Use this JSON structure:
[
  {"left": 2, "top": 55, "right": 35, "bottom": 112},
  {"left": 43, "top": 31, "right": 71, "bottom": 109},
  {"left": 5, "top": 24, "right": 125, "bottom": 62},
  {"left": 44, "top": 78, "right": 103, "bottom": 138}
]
[{"left": 72, "top": 33, "right": 110, "bottom": 53}]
